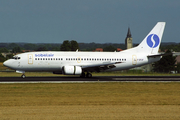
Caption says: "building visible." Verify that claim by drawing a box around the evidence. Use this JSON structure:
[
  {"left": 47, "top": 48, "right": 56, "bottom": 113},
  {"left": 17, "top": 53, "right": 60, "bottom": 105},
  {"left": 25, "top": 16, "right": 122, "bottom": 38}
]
[
  {"left": 94, "top": 48, "right": 103, "bottom": 52},
  {"left": 117, "top": 48, "right": 123, "bottom": 52},
  {"left": 125, "top": 27, "right": 133, "bottom": 49}
]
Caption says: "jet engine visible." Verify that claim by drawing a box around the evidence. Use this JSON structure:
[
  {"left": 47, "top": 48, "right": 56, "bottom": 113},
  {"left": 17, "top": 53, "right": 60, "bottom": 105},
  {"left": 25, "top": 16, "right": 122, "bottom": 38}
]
[{"left": 62, "top": 66, "right": 82, "bottom": 75}]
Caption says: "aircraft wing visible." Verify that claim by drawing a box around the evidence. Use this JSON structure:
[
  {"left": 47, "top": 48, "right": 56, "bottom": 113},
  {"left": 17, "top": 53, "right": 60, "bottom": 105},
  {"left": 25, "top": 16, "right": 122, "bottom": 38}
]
[{"left": 81, "top": 62, "right": 123, "bottom": 72}]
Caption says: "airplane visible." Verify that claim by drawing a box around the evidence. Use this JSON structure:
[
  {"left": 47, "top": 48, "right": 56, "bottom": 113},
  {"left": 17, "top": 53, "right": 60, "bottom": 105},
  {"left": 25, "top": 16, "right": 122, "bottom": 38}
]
[{"left": 3, "top": 22, "right": 166, "bottom": 78}]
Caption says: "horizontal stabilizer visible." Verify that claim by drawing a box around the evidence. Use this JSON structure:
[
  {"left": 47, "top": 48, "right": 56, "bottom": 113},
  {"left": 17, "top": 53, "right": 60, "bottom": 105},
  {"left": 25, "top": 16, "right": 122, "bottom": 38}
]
[{"left": 147, "top": 52, "right": 174, "bottom": 58}]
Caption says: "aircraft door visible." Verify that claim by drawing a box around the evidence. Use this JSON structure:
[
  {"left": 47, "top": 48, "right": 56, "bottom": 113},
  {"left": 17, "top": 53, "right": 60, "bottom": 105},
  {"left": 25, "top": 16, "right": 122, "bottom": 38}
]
[
  {"left": 132, "top": 55, "right": 137, "bottom": 65},
  {"left": 77, "top": 57, "right": 81, "bottom": 63},
  {"left": 28, "top": 54, "right": 33, "bottom": 64}
]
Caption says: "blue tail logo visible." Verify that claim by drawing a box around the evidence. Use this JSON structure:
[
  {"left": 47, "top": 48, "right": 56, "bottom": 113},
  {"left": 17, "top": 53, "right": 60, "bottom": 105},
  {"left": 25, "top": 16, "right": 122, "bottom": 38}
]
[{"left": 146, "top": 34, "right": 160, "bottom": 48}]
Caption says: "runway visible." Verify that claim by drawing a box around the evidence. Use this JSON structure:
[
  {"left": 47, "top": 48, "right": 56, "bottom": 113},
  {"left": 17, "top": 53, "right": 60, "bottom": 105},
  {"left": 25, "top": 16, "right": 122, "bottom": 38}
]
[{"left": 0, "top": 76, "right": 180, "bottom": 83}]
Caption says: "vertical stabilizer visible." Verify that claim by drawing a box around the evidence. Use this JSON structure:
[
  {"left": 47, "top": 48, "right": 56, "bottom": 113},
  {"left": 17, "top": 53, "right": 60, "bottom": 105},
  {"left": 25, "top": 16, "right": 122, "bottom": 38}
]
[{"left": 137, "top": 22, "right": 166, "bottom": 54}]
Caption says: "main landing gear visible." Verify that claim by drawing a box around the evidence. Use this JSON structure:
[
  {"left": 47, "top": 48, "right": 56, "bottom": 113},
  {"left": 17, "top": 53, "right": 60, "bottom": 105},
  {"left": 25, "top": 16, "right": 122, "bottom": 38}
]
[{"left": 80, "top": 72, "right": 92, "bottom": 78}]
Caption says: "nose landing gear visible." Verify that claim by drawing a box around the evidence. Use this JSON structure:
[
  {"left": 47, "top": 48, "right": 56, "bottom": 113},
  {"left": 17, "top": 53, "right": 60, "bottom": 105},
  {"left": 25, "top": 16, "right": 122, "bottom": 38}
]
[{"left": 21, "top": 74, "right": 26, "bottom": 78}]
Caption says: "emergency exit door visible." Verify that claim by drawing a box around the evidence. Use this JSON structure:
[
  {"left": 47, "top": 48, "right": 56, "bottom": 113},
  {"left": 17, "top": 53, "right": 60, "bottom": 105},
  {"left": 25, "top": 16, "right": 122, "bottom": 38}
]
[
  {"left": 132, "top": 55, "right": 137, "bottom": 65},
  {"left": 28, "top": 54, "right": 33, "bottom": 64}
]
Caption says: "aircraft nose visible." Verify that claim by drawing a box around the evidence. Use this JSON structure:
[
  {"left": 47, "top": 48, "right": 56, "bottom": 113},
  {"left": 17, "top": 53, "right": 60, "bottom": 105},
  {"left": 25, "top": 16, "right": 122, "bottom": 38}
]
[{"left": 3, "top": 60, "right": 10, "bottom": 67}]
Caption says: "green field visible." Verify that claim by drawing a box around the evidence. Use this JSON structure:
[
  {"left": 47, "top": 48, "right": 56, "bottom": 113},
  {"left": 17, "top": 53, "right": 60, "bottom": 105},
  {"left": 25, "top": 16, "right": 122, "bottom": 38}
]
[{"left": 0, "top": 82, "right": 180, "bottom": 119}]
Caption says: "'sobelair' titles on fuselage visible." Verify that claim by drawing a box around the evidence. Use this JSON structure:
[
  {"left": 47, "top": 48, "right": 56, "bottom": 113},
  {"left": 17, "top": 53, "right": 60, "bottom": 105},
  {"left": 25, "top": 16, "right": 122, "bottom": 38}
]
[{"left": 35, "top": 53, "right": 54, "bottom": 57}]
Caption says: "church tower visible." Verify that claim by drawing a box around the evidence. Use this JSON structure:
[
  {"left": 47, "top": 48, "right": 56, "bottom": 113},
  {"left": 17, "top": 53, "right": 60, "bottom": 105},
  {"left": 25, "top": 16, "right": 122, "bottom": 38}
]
[{"left": 125, "top": 27, "right": 133, "bottom": 49}]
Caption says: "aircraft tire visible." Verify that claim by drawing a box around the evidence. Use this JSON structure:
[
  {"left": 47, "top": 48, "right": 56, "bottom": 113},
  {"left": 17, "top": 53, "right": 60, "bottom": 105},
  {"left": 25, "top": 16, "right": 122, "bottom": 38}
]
[
  {"left": 21, "top": 74, "right": 26, "bottom": 78},
  {"left": 86, "top": 72, "right": 92, "bottom": 78}
]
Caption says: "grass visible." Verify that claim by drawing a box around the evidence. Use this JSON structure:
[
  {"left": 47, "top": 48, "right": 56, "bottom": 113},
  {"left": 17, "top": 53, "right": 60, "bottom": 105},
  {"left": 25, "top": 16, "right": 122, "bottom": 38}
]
[
  {"left": 0, "top": 62, "right": 8, "bottom": 71},
  {"left": 0, "top": 82, "right": 180, "bottom": 119}
]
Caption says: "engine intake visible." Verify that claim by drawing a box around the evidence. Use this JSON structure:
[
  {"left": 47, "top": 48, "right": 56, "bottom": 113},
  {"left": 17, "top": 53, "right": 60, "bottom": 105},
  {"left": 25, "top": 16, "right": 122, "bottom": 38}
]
[{"left": 62, "top": 66, "right": 82, "bottom": 75}]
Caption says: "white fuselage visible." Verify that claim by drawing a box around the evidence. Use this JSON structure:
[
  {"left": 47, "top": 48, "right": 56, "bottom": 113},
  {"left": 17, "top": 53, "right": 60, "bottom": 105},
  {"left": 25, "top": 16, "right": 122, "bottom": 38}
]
[{"left": 3, "top": 51, "right": 160, "bottom": 73}]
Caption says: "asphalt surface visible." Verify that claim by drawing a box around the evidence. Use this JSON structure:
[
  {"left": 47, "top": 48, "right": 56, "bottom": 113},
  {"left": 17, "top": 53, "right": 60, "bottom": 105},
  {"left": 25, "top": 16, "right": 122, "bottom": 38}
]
[{"left": 0, "top": 76, "right": 180, "bottom": 83}]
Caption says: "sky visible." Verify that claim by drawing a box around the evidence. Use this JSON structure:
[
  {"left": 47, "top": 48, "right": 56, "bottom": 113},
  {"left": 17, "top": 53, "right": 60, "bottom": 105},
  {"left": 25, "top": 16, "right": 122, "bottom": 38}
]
[{"left": 0, "top": 0, "right": 179, "bottom": 44}]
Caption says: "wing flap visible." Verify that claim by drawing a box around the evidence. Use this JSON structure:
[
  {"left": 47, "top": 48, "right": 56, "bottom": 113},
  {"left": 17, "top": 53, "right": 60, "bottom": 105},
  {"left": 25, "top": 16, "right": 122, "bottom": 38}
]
[{"left": 82, "top": 62, "right": 122, "bottom": 72}]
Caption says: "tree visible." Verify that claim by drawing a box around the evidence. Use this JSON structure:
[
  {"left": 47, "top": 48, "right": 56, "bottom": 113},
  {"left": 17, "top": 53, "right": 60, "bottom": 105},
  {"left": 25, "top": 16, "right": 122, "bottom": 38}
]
[
  {"left": 103, "top": 45, "right": 116, "bottom": 52},
  {"left": 12, "top": 46, "right": 22, "bottom": 53},
  {"left": 60, "top": 40, "right": 71, "bottom": 51},
  {"left": 0, "top": 53, "right": 6, "bottom": 62},
  {"left": 60, "top": 40, "right": 79, "bottom": 51},
  {"left": 153, "top": 50, "right": 176, "bottom": 73},
  {"left": 70, "top": 40, "right": 79, "bottom": 51},
  {"left": 0, "top": 48, "right": 9, "bottom": 53},
  {"left": 36, "top": 45, "right": 48, "bottom": 51},
  {"left": 6, "top": 54, "right": 13, "bottom": 60},
  {"left": 175, "top": 63, "right": 180, "bottom": 73},
  {"left": 23, "top": 43, "right": 37, "bottom": 50},
  {"left": 8, "top": 43, "right": 19, "bottom": 49}
]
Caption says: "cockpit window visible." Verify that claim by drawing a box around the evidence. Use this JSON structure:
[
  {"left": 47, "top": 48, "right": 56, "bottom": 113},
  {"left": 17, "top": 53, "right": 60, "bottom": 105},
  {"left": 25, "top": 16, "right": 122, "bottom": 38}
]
[{"left": 12, "top": 56, "right": 21, "bottom": 60}]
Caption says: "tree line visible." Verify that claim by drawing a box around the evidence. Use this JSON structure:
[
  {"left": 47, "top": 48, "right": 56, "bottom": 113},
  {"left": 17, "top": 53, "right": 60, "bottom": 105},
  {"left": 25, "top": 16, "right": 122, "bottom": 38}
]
[
  {"left": 1, "top": 42, "right": 180, "bottom": 53},
  {"left": 0, "top": 41, "right": 126, "bottom": 53}
]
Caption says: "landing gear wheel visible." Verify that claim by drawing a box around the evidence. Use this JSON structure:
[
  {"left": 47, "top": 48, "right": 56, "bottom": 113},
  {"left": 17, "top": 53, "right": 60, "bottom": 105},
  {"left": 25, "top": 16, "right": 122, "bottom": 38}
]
[
  {"left": 21, "top": 74, "right": 26, "bottom": 78},
  {"left": 80, "top": 72, "right": 86, "bottom": 78},
  {"left": 86, "top": 72, "right": 92, "bottom": 78}
]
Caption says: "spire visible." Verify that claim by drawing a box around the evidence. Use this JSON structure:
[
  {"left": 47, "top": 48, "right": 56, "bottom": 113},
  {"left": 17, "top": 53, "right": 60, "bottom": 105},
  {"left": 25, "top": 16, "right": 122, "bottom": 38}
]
[
  {"left": 125, "top": 27, "right": 133, "bottom": 49},
  {"left": 127, "top": 27, "right": 132, "bottom": 38}
]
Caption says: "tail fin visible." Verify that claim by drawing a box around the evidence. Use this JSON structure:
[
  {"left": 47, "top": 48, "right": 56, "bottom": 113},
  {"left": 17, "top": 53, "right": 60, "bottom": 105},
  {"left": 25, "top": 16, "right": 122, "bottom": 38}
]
[{"left": 137, "top": 22, "right": 166, "bottom": 54}]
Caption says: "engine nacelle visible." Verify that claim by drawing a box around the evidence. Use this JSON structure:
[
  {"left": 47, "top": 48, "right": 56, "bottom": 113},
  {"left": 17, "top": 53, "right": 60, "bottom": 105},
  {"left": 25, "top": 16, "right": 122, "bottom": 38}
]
[{"left": 62, "top": 66, "right": 82, "bottom": 75}]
